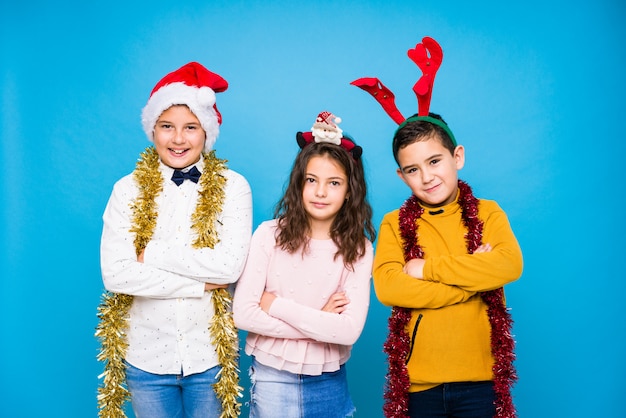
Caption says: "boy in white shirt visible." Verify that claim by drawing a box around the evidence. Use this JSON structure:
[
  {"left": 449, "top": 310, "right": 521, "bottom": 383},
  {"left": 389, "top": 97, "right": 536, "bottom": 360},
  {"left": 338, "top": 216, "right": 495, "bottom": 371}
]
[{"left": 97, "top": 62, "right": 252, "bottom": 418}]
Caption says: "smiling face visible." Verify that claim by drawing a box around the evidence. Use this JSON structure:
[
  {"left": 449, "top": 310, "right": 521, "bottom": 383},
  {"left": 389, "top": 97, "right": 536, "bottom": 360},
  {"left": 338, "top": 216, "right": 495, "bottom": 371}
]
[
  {"left": 396, "top": 135, "right": 465, "bottom": 207},
  {"left": 153, "top": 105, "right": 207, "bottom": 169},
  {"left": 302, "top": 155, "right": 349, "bottom": 237}
]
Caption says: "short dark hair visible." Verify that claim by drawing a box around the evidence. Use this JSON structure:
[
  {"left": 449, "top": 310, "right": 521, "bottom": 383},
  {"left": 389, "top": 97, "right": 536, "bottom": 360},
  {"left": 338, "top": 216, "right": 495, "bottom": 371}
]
[{"left": 392, "top": 112, "right": 456, "bottom": 166}]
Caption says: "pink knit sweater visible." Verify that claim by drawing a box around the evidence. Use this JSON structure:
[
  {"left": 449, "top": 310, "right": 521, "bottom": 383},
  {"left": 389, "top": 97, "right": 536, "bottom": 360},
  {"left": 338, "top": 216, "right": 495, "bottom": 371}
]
[{"left": 233, "top": 220, "right": 374, "bottom": 375}]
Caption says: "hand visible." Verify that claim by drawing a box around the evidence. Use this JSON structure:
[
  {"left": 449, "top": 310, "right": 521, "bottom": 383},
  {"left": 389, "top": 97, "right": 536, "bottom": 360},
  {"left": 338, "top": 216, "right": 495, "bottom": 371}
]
[
  {"left": 137, "top": 249, "right": 145, "bottom": 263},
  {"left": 260, "top": 291, "right": 276, "bottom": 313},
  {"left": 204, "top": 283, "right": 229, "bottom": 292},
  {"left": 474, "top": 243, "right": 492, "bottom": 254},
  {"left": 403, "top": 258, "right": 426, "bottom": 279},
  {"left": 322, "top": 291, "right": 350, "bottom": 314}
]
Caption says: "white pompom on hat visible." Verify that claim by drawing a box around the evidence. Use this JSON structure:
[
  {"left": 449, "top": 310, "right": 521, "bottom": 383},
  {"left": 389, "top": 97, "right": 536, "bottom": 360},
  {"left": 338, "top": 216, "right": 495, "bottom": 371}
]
[{"left": 141, "top": 62, "right": 228, "bottom": 152}]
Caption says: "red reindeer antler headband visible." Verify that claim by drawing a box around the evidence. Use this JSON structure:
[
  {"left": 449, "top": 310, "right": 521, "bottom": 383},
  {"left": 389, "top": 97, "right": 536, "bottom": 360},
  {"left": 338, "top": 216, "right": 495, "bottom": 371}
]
[{"left": 351, "top": 36, "right": 456, "bottom": 146}]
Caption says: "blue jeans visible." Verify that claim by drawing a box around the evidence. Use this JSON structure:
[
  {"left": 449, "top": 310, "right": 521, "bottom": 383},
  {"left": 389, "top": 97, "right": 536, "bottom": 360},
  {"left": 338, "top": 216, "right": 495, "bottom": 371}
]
[
  {"left": 408, "top": 381, "right": 496, "bottom": 418},
  {"left": 125, "top": 362, "right": 222, "bottom": 418},
  {"left": 248, "top": 357, "right": 355, "bottom": 417}
]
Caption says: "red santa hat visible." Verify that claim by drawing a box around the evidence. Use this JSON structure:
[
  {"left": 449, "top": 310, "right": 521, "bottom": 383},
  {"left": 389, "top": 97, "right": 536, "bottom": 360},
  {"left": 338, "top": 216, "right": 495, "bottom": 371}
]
[
  {"left": 141, "top": 62, "right": 228, "bottom": 152},
  {"left": 314, "top": 111, "right": 342, "bottom": 129}
]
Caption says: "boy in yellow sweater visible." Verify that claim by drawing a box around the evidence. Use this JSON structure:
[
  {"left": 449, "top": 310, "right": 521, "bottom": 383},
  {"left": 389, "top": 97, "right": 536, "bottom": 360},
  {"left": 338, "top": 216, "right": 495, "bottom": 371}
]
[
  {"left": 352, "top": 37, "right": 523, "bottom": 418},
  {"left": 373, "top": 112, "right": 523, "bottom": 418}
]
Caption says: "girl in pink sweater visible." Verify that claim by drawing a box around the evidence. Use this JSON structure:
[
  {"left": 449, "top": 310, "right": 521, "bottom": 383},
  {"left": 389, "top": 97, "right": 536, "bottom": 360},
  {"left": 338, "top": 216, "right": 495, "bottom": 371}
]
[{"left": 233, "top": 111, "right": 376, "bottom": 417}]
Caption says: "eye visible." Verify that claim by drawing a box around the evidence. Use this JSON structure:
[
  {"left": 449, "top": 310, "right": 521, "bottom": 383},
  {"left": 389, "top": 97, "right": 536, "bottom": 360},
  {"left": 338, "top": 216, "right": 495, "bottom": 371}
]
[
  {"left": 330, "top": 180, "right": 342, "bottom": 186},
  {"left": 430, "top": 158, "right": 440, "bottom": 165},
  {"left": 305, "top": 177, "right": 316, "bottom": 183},
  {"left": 406, "top": 167, "right": 418, "bottom": 174},
  {"left": 159, "top": 123, "right": 173, "bottom": 129}
]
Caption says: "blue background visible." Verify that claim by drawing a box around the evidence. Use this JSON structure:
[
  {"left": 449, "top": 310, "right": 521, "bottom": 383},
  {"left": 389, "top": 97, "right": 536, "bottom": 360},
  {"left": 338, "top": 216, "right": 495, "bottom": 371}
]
[{"left": 1, "top": 1, "right": 624, "bottom": 417}]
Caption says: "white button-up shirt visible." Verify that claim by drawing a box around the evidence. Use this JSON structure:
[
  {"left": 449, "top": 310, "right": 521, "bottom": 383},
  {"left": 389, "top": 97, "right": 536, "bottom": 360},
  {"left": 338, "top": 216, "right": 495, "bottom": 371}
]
[{"left": 100, "top": 158, "right": 252, "bottom": 375}]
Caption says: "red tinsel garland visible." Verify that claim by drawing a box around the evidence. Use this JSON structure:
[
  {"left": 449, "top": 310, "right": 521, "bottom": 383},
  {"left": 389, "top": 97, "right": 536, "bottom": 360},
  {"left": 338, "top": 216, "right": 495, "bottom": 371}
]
[{"left": 382, "top": 180, "right": 517, "bottom": 418}]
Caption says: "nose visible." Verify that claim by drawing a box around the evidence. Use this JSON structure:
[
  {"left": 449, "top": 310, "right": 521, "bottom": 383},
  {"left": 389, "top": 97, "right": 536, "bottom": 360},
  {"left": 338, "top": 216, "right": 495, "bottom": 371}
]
[
  {"left": 315, "top": 183, "right": 327, "bottom": 197},
  {"left": 172, "top": 129, "right": 185, "bottom": 144},
  {"left": 421, "top": 167, "right": 434, "bottom": 184}
]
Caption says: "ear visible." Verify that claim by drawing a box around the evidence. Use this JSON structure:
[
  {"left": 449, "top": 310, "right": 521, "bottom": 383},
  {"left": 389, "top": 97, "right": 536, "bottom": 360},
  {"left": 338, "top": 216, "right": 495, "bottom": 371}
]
[
  {"left": 296, "top": 132, "right": 309, "bottom": 149},
  {"left": 453, "top": 145, "right": 465, "bottom": 170},
  {"left": 350, "top": 145, "right": 363, "bottom": 160},
  {"left": 396, "top": 167, "right": 409, "bottom": 186}
]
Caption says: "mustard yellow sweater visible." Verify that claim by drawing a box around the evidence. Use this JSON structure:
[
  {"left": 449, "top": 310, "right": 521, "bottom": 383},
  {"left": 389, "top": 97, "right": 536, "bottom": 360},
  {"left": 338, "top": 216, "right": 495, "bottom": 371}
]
[{"left": 373, "top": 197, "right": 523, "bottom": 393}]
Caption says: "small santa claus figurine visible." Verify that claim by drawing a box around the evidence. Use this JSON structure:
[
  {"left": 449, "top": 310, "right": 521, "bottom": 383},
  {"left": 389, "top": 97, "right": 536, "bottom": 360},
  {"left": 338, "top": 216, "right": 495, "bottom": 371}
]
[{"left": 311, "top": 111, "right": 343, "bottom": 145}]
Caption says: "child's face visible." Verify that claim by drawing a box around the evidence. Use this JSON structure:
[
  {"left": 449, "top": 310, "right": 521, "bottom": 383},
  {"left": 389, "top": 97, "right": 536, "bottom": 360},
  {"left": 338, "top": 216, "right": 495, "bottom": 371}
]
[
  {"left": 302, "top": 155, "right": 349, "bottom": 233},
  {"left": 153, "top": 105, "right": 206, "bottom": 169},
  {"left": 396, "top": 135, "right": 465, "bottom": 207}
]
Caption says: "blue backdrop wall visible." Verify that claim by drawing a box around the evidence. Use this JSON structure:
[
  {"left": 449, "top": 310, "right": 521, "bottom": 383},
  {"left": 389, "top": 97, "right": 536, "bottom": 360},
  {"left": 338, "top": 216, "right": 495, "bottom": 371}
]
[{"left": 1, "top": 1, "right": 624, "bottom": 417}]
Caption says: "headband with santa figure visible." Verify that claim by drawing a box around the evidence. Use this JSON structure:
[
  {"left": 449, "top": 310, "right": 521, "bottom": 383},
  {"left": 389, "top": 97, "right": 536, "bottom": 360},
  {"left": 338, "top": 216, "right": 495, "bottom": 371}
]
[
  {"left": 296, "top": 111, "right": 363, "bottom": 160},
  {"left": 350, "top": 36, "right": 456, "bottom": 146}
]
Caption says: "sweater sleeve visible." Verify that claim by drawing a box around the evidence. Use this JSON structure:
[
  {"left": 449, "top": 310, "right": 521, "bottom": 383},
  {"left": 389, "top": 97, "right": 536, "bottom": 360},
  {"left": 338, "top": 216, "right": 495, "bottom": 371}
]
[
  {"left": 373, "top": 211, "right": 476, "bottom": 309},
  {"left": 422, "top": 200, "right": 523, "bottom": 292},
  {"left": 268, "top": 242, "right": 373, "bottom": 346},
  {"left": 233, "top": 222, "right": 310, "bottom": 340}
]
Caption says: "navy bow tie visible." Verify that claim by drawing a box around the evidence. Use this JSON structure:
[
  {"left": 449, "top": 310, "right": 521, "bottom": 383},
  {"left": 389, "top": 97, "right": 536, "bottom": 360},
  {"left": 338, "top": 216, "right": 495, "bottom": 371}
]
[{"left": 171, "top": 166, "right": 201, "bottom": 186}]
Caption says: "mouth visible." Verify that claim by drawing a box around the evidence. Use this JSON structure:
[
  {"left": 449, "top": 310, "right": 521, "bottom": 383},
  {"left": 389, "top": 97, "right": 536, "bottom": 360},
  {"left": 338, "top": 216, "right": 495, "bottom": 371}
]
[
  {"left": 170, "top": 148, "right": 189, "bottom": 156},
  {"left": 424, "top": 183, "right": 441, "bottom": 193},
  {"left": 311, "top": 202, "right": 328, "bottom": 209}
]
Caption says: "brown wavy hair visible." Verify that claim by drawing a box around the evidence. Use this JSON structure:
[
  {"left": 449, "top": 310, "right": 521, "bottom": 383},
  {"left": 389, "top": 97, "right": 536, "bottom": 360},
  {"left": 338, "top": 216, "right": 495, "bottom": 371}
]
[{"left": 274, "top": 142, "right": 376, "bottom": 269}]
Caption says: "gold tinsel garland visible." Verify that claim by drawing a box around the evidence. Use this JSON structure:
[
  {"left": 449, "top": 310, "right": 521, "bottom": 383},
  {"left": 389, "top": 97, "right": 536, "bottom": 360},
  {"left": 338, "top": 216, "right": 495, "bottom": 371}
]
[{"left": 96, "top": 146, "right": 242, "bottom": 417}]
